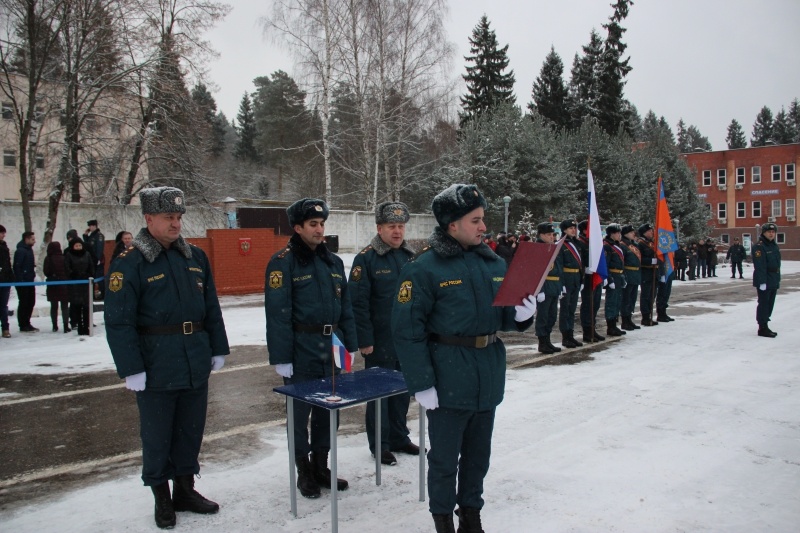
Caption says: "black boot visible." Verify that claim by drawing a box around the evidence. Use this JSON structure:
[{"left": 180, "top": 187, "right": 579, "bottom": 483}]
[
  {"left": 561, "top": 331, "right": 578, "bottom": 348},
  {"left": 172, "top": 474, "right": 219, "bottom": 514},
  {"left": 310, "top": 450, "right": 349, "bottom": 491},
  {"left": 758, "top": 326, "right": 778, "bottom": 338},
  {"left": 151, "top": 482, "right": 176, "bottom": 529},
  {"left": 606, "top": 318, "right": 626, "bottom": 336},
  {"left": 656, "top": 310, "right": 674, "bottom": 322},
  {"left": 295, "top": 454, "right": 321, "bottom": 498},
  {"left": 641, "top": 314, "right": 658, "bottom": 326},
  {"left": 582, "top": 329, "right": 596, "bottom": 343},
  {"left": 568, "top": 330, "right": 583, "bottom": 347},
  {"left": 456, "top": 507, "right": 485, "bottom": 533},
  {"left": 546, "top": 335, "right": 562, "bottom": 352},
  {"left": 433, "top": 513, "right": 456, "bottom": 533},
  {"left": 621, "top": 316, "right": 640, "bottom": 331},
  {"left": 537, "top": 336, "right": 555, "bottom": 354},
  {"left": 591, "top": 326, "right": 605, "bottom": 341}
]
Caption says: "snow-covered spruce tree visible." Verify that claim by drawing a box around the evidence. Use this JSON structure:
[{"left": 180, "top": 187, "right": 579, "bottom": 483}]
[
  {"left": 750, "top": 106, "right": 774, "bottom": 147},
  {"left": 725, "top": 119, "right": 747, "bottom": 149},
  {"left": 528, "top": 46, "right": 570, "bottom": 130}
]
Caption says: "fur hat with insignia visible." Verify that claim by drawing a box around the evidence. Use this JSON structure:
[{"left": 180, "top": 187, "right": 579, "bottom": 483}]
[
  {"left": 621, "top": 224, "right": 635, "bottom": 236},
  {"left": 87, "top": 219, "right": 98, "bottom": 227},
  {"left": 606, "top": 223, "right": 622, "bottom": 236},
  {"left": 638, "top": 223, "right": 653, "bottom": 236},
  {"left": 560, "top": 219, "right": 577, "bottom": 232},
  {"left": 431, "top": 184, "right": 487, "bottom": 228},
  {"left": 761, "top": 222, "right": 778, "bottom": 233},
  {"left": 578, "top": 220, "right": 589, "bottom": 233},
  {"left": 537, "top": 222, "right": 555, "bottom": 235},
  {"left": 375, "top": 201, "right": 410, "bottom": 224},
  {"left": 139, "top": 187, "right": 186, "bottom": 215},
  {"left": 287, "top": 198, "right": 329, "bottom": 226}
]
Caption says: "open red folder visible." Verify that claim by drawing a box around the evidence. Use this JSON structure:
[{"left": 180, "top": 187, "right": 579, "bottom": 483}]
[{"left": 492, "top": 239, "right": 564, "bottom": 307}]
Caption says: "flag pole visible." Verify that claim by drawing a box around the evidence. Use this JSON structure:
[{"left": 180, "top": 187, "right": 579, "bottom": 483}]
[
  {"left": 326, "top": 339, "right": 342, "bottom": 403},
  {"left": 650, "top": 175, "right": 662, "bottom": 319}
]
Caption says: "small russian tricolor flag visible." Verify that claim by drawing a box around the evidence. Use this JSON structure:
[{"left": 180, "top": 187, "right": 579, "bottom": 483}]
[{"left": 332, "top": 332, "right": 353, "bottom": 372}]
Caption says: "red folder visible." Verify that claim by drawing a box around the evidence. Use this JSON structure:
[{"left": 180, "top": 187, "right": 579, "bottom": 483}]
[{"left": 492, "top": 239, "right": 564, "bottom": 306}]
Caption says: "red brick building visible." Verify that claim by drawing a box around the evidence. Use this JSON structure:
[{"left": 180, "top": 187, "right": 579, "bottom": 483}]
[{"left": 683, "top": 143, "right": 800, "bottom": 260}]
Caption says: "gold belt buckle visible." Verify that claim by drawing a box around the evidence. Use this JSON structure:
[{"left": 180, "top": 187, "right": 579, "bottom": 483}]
[
  {"left": 475, "top": 335, "right": 489, "bottom": 349},
  {"left": 183, "top": 321, "right": 193, "bottom": 335}
]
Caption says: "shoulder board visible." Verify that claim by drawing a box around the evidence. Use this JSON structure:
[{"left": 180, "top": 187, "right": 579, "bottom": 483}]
[
  {"left": 277, "top": 247, "right": 291, "bottom": 259},
  {"left": 411, "top": 246, "right": 432, "bottom": 261},
  {"left": 359, "top": 244, "right": 373, "bottom": 255},
  {"left": 116, "top": 245, "right": 138, "bottom": 260}
]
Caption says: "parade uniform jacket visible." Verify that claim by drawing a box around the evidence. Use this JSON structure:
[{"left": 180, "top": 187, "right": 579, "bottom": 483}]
[
  {"left": 392, "top": 228, "right": 531, "bottom": 410},
  {"left": 105, "top": 229, "right": 230, "bottom": 390},
  {"left": 348, "top": 235, "right": 415, "bottom": 364},
  {"left": 84, "top": 229, "right": 105, "bottom": 267},
  {"left": 537, "top": 238, "right": 563, "bottom": 297},
  {"left": 603, "top": 238, "right": 625, "bottom": 285},
  {"left": 559, "top": 236, "right": 583, "bottom": 290},
  {"left": 726, "top": 243, "right": 747, "bottom": 263},
  {"left": 637, "top": 237, "right": 662, "bottom": 278},
  {"left": 621, "top": 237, "right": 641, "bottom": 285},
  {"left": 752, "top": 237, "right": 781, "bottom": 289},
  {"left": 265, "top": 233, "right": 358, "bottom": 376}
]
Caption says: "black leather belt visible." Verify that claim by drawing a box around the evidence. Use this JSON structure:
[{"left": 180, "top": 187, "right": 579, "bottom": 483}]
[
  {"left": 767, "top": 269, "right": 780, "bottom": 273},
  {"left": 429, "top": 333, "right": 498, "bottom": 349},
  {"left": 138, "top": 321, "right": 204, "bottom": 335},
  {"left": 293, "top": 323, "right": 338, "bottom": 335}
]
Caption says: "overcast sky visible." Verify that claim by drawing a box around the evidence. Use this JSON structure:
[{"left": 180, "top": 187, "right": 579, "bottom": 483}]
[{"left": 205, "top": 0, "right": 800, "bottom": 151}]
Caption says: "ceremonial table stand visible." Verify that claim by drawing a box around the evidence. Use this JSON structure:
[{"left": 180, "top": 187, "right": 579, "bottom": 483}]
[{"left": 274, "top": 367, "right": 426, "bottom": 533}]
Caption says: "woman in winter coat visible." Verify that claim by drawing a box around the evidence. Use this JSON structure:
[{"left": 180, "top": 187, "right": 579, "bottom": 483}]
[
  {"left": 43, "top": 241, "right": 70, "bottom": 332},
  {"left": 64, "top": 239, "right": 94, "bottom": 335}
]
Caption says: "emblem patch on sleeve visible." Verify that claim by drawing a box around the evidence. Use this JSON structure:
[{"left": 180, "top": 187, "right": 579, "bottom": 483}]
[
  {"left": 269, "top": 271, "right": 283, "bottom": 289},
  {"left": 109, "top": 272, "right": 124, "bottom": 292},
  {"left": 754, "top": 250, "right": 762, "bottom": 258},
  {"left": 397, "top": 280, "right": 412, "bottom": 303},
  {"left": 351, "top": 266, "right": 362, "bottom": 281}
]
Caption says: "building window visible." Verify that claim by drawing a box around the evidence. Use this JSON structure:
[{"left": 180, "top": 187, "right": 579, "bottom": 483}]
[
  {"left": 752, "top": 166, "right": 761, "bottom": 183},
  {"left": 787, "top": 163, "right": 796, "bottom": 182},
  {"left": 752, "top": 201, "right": 761, "bottom": 218},
  {"left": 772, "top": 164, "right": 781, "bottom": 182},
  {"left": 776, "top": 233, "right": 785, "bottom": 245},
  {"left": 36, "top": 154, "right": 44, "bottom": 169},
  {"left": 717, "top": 168, "right": 726, "bottom": 186},
  {"left": 721, "top": 234, "right": 730, "bottom": 244},
  {"left": 787, "top": 199, "right": 796, "bottom": 218},
  {"left": 110, "top": 121, "right": 121, "bottom": 134},
  {"left": 2, "top": 102, "right": 12, "bottom": 120},
  {"left": 736, "top": 202, "right": 746, "bottom": 218},
  {"left": 718, "top": 203, "right": 727, "bottom": 219},
  {"left": 771, "top": 200, "right": 782, "bottom": 218},
  {"left": 736, "top": 167, "right": 745, "bottom": 185},
  {"left": 3, "top": 149, "right": 17, "bottom": 166},
  {"left": 702, "top": 170, "right": 711, "bottom": 186}
]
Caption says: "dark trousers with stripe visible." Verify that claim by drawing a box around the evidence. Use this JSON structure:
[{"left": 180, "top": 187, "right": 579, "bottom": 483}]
[
  {"left": 580, "top": 275, "right": 602, "bottom": 331},
  {"left": 284, "top": 372, "right": 339, "bottom": 457},
  {"left": 621, "top": 283, "right": 639, "bottom": 318},
  {"left": 756, "top": 288, "right": 777, "bottom": 327},
  {"left": 558, "top": 274, "right": 582, "bottom": 333}
]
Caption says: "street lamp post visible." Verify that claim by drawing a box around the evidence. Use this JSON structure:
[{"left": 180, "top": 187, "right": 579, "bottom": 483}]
[
  {"left": 674, "top": 217, "right": 680, "bottom": 242},
  {"left": 503, "top": 196, "right": 511, "bottom": 234}
]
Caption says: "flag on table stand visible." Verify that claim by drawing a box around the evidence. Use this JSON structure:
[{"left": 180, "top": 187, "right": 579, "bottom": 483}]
[
  {"left": 654, "top": 176, "right": 679, "bottom": 278},
  {"left": 332, "top": 332, "right": 353, "bottom": 372},
  {"left": 587, "top": 169, "right": 608, "bottom": 289}
]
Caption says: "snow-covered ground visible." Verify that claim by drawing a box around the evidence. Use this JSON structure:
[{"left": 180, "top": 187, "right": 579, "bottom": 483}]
[{"left": 1, "top": 260, "right": 799, "bottom": 532}]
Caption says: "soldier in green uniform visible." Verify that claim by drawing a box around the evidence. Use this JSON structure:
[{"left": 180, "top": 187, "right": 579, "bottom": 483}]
[
  {"left": 348, "top": 201, "right": 419, "bottom": 466},
  {"left": 105, "top": 187, "right": 230, "bottom": 529},
  {"left": 535, "top": 222, "right": 564, "bottom": 354},
  {"left": 619, "top": 225, "right": 642, "bottom": 331},
  {"left": 637, "top": 223, "right": 661, "bottom": 327},
  {"left": 752, "top": 222, "right": 781, "bottom": 337},
  {"left": 265, "top": 198, "right": 358, "bottom": 499},
  {"left": 578, "top": 220, "right": 605, "bottom": 343},
  {"left": 392, "top": 184, "right": 535, "bottom": 533},
  {"left": 557, "top": 219, "right": 584, "bottom": 348},
  {"left": 603, "top": 224, "right": 626, "bottom": 336}
]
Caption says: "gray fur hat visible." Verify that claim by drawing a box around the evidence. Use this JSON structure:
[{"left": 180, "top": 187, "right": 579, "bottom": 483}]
[
  {"left": 139, "top": 187, "right": 186, "bottom": 215},
  {"left": 375, "top": 201, "right": 410, "bottom": 224},
  {"left": 431, "top": 184, "right": 487, "bottom": 228},
  {"left": 287, "top": 198, "right": 329, "bottom": 226}
]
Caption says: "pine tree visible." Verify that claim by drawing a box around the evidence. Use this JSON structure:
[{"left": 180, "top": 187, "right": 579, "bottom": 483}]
[
  {"left": 725, "top": 119, "right": 747, "bottom": 149},
  {"left": 676, "top": 119, "right": 689, "bottom": 153},
  {"left": 596, "top": 0, "right": 634, "bottom": 135},
  {"left": 528, "top": 46, "right": 570, "bottom": 129},
  {"left": 787, "top": 98, "right": 800, "bottom": 142},
  {"left": 567, "top": 30, "right": 603, "bottom": 129},
  {"left": 641, "top": 110, "right": 673, "bottom": 144},
  {"left": 750, "top": 106, "right": 774, "bottom": 147},
  {"left": 234, "top": 92, "right": 259, "bottom": 162},
  {"left": 191, "top": 83, "right": 227, "bottom": 157},
  {"left": 686, "top": 125, "right": 712, "bottom": 152},
  {"left": 772, "top": 108, "right": 794, "bottom": 144},
  {"left": 459, "top": 15, "right": 516, "bottom": 127}
]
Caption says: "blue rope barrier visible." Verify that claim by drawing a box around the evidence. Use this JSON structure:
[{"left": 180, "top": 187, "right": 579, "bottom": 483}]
[{"left": 0, "top": 276, "right": 104, "bottom": 288}]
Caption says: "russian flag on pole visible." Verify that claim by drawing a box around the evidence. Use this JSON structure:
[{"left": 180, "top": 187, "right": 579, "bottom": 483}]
[
  {"left": 655, "top": 176, "right": 679, "bottom": 278},
  {"left": 587, "top": 169, "right": 608, "bottom": 289},
  {"left": 332, "top": 332, "right": 353, "bottom": 372}
]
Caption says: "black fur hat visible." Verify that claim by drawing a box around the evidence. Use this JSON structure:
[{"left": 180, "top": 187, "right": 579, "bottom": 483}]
[
  {"left": 287, "top": 198, "right": 329, "bottom": 227},
  {"left": 578, "top": 220, "right": 589, "bottom": 233},
  {"left": 139, "top": 187, "right": 186, "bottom": 215},
  {"left": 87, "top": 219, "right": 98, "bottom": 227},
  {"left": 761, "top": 222, "right": 778, "bottom": 233},
  {"left": 537, "top": 222, "right": 555, "bottom": 234},
  {"left": 375, "top": 202, "right": 410, "bottom": 224},
  {"left": 431, "top": 184, "right": 487, "bottom": 228},
  {"left": 621, "top": 224, "right": 635, "bottom": 235},
  {"left": 638, "top": 223, "right": 653, "bottom": 236},
  {"left": 560, "top": 219, "right": 577, "bottom": 232},
  {"left": 606, "top": 223, "right": 622, "bottom": 236}
]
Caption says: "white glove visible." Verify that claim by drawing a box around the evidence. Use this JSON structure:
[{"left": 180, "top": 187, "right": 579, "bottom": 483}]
[
  {"left": 125, "top": 371, "right": 146, "bottom": 391},
  {"left": 608, "top": 282, "right": 615, "bottom": 289},
  {"left": 211, "top": 356, "right": 225, "bottom": 371},
  {"left": 275, "top": 363, "right": 294, "bottom": 378},
  {"left": 659, "top": 276, "right": 666, "bottom": 283},
  {"left": 580, "top": 284, "right": 584, "bottom": 292},
  {"left": 585, "top": 268, "right": 594, "bottom": 275},
  {"left": 622, "top": 278, "right": 628, "bottom": 288},
  {"left": 536, "top": 292, "right": 546, "bottom": 303},
  {"left": 603, "top": 278, "right": 608, "bottom": 287},
  {"left": 560, "top": 286, "right": 567, "bottom": 299},
  {"left": 759, "top": 283, "right": 766, "bottom": 291},
  {"left": 514, "top": 295, "right": 537, "bottom": 322},
  {"left": 651, "top": 258, "right": 658, "bottom": 265},
  {"left": 415, "top": 386, "right": 439, "bottom": 410}
]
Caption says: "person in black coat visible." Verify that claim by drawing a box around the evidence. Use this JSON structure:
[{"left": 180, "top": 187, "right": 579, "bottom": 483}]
[
  {"left": 0, "top": 224, "right": 13, "bottom": 338},
  {"left": 696, "top": 238, "right": 708, "bottom": 278},
  {"left": 111, "top": 231, "right": 133, "bottom": 261},
  {"left": 13, "top": 231, "right": 38, "bottom": 332},
  {"left": 674, "top": 244, "right": 687, "bottom": 281},
  {"left": 64, "top": 239, "right": 94, "bottom": 335},
  {"left": 83, "top": 220, "right": 105, "bottom": 300},
  {"left": 726, "top": 237, "right": 746, "bottom": 279},
  {"left": 44, "top": 241, "right": 70, "bottom": 332},
  {"left": 752, "top": 223, "right": 781, "bottom": 337}
]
